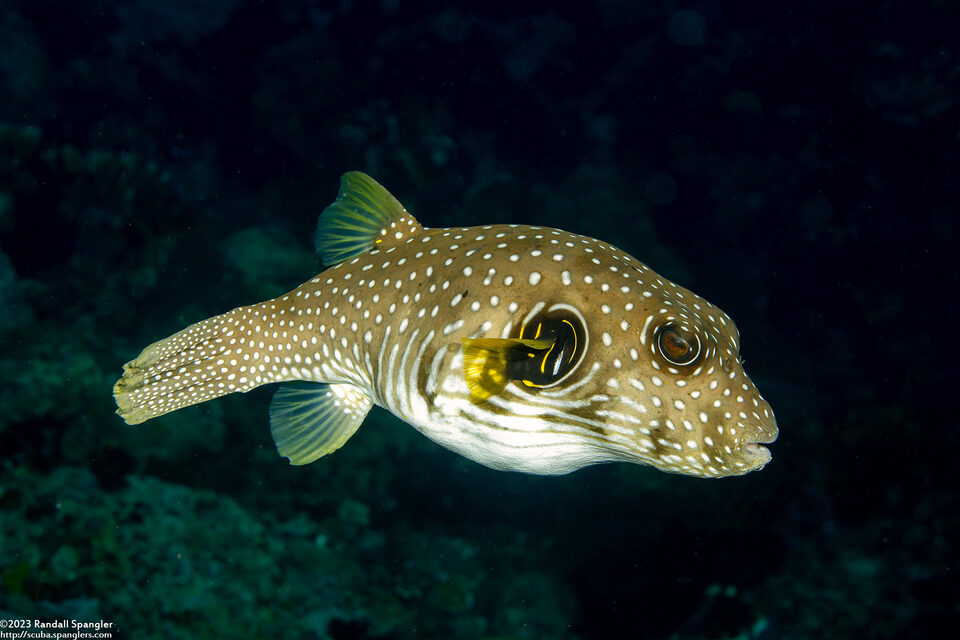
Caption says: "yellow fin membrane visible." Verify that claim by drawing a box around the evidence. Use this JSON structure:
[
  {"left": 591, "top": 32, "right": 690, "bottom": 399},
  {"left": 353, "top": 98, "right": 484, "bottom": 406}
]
[
  {"left": 460, "top": 338, "right": 554, "bottom": 403},
  {"left": 314, "top": 171, "right": 423, "bottom": 266},
  {"left": 269, "top": 382, "right": 374, "bottom": 465}
]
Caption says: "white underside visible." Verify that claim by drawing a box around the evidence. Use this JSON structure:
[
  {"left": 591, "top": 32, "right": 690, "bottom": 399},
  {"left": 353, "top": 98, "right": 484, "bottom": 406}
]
[{"left": 385, "top": 368, "right": 618, "bottom": 475}]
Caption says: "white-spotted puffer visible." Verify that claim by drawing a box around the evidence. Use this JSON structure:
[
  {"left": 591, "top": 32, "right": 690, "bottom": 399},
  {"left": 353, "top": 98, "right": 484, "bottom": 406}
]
[{"left": 114, "top": 172, "right": 778, "bottom": 477}]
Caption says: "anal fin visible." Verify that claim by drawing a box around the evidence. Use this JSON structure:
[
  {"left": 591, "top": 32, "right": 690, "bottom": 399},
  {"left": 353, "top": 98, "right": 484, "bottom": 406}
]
[{"left": 269, "top": 382, "right": 374, "bottom": 465}]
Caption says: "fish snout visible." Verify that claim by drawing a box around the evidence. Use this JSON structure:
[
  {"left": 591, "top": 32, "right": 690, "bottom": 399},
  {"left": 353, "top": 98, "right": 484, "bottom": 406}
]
[
  {"left": 743, "top": 409, "right": 778, "bottom": 467},
  {"left": 743, "top": 440, "right": 774, "bottom": 464}
]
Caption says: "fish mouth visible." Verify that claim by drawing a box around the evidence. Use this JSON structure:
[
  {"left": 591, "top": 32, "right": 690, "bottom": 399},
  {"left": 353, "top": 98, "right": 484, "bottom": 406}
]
[
  {"left": 743, "top": 442, "right": 772, "bottom": 464},
  {"left": 743, "top": 430, "right": 777, "bottom": 466}
]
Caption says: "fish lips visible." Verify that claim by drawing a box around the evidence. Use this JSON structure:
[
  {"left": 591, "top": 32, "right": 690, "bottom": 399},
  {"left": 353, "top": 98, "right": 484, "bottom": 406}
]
[{"left": 744, "top": 428, "right": 778, "bottom": 466}]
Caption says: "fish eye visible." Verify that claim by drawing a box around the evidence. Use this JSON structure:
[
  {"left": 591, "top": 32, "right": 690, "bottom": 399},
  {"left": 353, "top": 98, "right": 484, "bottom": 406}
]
[{"left": 656, "top": 324, "right": 701, "bottom": 366}]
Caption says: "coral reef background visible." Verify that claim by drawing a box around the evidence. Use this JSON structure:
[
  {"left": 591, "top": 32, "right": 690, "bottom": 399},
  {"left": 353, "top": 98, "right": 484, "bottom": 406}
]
[{"left": 0, "top": 1, "right": 956, "bottom": 638}]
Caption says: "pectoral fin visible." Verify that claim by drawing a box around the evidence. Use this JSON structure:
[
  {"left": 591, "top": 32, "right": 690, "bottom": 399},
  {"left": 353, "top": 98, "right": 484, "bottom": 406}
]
[{"left": 460, "top": 338, "right": 553, "bottom": 403}]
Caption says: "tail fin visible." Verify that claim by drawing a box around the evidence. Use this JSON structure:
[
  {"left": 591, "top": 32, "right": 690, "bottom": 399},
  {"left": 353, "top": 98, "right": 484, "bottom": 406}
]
[{"left": 114, "top": 306, "right": 262, "bottom": 425}]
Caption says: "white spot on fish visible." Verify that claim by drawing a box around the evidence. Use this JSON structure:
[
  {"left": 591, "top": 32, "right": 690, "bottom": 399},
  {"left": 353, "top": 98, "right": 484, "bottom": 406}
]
[{"left": 442, "top": 319, "right": 465, "bottom": 336}]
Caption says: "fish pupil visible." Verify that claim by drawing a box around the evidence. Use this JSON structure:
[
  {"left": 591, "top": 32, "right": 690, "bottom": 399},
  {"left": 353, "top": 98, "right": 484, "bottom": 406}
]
[{"left": 658, "top": 325, "right": 700, "bottom": 366}]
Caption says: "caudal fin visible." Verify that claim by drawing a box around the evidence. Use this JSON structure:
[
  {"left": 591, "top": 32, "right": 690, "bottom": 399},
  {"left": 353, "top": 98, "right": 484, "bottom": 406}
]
[{"left": 113, "top": 307, "right": 261, "bottom": 425}]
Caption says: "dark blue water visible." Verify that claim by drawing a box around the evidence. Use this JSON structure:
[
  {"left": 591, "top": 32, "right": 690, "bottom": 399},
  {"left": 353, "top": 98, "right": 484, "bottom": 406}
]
[{"left": 0, "top": 1, "right": 956, "bottom": 638}]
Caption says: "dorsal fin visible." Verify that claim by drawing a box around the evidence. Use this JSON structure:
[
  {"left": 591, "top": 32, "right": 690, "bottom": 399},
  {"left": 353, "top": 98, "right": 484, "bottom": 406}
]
[{"left": 314, "top": 171, "right": 424, "bottom": 266}]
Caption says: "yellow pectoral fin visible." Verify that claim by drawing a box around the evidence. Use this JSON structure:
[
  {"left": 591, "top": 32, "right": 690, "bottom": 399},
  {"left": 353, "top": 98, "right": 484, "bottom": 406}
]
[{"left": 460, "top": 338, "right": 554, "bottom": 403}]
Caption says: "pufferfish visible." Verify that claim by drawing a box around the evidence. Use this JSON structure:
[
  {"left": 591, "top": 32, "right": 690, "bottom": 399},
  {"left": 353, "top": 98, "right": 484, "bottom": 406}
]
[{"left": 114, "top": 172, "right": 778, "bottom": 477}]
